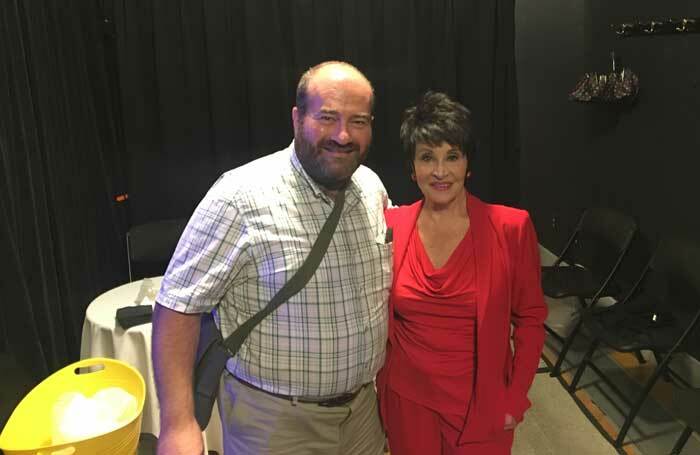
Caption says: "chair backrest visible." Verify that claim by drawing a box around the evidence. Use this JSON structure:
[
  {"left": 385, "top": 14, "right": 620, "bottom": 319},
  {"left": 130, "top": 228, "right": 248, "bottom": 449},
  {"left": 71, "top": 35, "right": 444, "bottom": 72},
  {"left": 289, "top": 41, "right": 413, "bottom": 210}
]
[
  {"left": 641, "top": 237, "right": 700, "bottom": 358},
  {"left": 580, "top": 208, "right": 638, "bottom": 255},
  {"left": 557, "top": 208, "right": 637, "bottom": 294},
  {"left": 126, "top": 218, "right": 188, "bottom": 281},
  {"left": 660, "top": 235, "right": 700, "bottom": 285},
  {"left": 650, "top": 237, "right": 700, "bottom": 298}
]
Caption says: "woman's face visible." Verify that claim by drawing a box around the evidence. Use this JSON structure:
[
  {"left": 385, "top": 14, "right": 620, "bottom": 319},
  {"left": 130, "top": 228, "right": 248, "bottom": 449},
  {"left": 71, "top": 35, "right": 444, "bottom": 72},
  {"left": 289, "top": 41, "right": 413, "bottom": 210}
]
[{"left": 413, "top": 141, "right": 468, "bottom": 207}]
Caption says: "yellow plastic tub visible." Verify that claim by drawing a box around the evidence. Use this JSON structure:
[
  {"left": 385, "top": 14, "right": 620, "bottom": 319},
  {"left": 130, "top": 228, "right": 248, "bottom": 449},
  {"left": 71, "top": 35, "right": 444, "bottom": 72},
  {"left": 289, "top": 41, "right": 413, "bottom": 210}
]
[{"left": 0, "top": 358, "right": 145, "bottom": 455}]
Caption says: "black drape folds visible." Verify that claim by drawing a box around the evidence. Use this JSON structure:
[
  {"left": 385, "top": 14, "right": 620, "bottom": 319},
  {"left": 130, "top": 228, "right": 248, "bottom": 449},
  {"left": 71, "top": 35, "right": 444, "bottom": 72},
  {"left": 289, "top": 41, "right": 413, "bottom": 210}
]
[
  {"left": 0, "top": 1, "right": 128, "bottom": 379},
  {"left": 107, "top": 0, "right": 520, "bottom": 220},
  {"left": 0, "top": 0, "right": 518, "bottom": 379}
]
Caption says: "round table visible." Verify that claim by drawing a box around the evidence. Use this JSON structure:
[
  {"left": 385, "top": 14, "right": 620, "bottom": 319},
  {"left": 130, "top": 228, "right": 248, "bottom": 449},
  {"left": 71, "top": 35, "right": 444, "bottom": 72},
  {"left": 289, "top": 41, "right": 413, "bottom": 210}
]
[{"left": 80, "top": 277, "right": 223, "bottom": 454}]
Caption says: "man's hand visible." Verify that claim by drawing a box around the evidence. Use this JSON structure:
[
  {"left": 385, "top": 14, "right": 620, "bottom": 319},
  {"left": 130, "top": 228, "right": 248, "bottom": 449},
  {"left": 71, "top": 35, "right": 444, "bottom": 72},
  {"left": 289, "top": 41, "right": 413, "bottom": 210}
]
[
  {"left": 157, "top": 418, "right": 204, "bottom": 455},
  {"left": 504, "top": 413, "right": 517, "bottom": 431}
]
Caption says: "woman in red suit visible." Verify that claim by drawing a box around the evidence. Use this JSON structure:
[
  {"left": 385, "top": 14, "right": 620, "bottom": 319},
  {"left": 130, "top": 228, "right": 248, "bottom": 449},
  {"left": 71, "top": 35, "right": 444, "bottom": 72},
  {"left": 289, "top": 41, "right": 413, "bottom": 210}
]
[{"left": 376, "top": 92, "right": 547, "bottom": 454}]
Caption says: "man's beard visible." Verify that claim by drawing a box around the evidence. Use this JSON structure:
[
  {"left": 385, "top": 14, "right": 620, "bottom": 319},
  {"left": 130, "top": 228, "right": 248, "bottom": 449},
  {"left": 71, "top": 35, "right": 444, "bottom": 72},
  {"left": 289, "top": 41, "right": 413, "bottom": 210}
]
[{"left": 294, "top": 132, "right": 368, "bottom": 192}]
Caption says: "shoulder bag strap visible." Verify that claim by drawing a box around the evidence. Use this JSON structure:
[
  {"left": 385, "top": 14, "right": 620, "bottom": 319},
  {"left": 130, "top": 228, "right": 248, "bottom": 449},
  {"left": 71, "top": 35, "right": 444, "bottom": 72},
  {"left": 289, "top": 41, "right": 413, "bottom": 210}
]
[{"left": 221, "top": 189, "right": 345, "bottom": 354}]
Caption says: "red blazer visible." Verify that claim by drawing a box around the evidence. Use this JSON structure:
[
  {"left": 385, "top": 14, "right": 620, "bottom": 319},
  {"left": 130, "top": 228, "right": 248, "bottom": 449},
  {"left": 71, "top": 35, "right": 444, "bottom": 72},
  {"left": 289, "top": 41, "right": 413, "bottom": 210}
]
[{"left": 376, "top": 194, "right": 547, "bottom": 444}]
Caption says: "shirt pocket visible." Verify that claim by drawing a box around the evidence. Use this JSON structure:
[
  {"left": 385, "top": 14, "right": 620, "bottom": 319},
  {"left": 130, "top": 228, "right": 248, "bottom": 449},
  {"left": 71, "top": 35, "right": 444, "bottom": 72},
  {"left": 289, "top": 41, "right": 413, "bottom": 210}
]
[{"left": 357, "top": 238, "right": 393, "bottom": 304}]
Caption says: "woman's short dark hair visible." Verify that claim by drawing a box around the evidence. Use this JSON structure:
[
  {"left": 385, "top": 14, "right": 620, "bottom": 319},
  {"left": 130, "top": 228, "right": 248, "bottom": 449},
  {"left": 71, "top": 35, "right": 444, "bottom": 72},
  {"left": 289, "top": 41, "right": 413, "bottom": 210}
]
[{"left": 400, "top": 91, "right": 476, "bottom": 172}]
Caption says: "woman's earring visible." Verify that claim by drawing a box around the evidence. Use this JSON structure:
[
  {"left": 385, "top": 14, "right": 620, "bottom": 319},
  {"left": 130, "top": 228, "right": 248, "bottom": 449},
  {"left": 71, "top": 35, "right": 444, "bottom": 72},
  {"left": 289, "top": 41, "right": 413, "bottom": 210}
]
[{"left": 410, "top": 172, "right": 416, "bottom": 181}]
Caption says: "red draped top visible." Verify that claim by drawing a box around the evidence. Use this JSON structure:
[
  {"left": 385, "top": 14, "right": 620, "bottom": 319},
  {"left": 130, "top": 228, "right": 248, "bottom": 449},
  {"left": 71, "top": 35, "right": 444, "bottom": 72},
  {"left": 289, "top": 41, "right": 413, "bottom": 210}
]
[{"left": 388, "top": 225, "right": 477, "bottom": 416}]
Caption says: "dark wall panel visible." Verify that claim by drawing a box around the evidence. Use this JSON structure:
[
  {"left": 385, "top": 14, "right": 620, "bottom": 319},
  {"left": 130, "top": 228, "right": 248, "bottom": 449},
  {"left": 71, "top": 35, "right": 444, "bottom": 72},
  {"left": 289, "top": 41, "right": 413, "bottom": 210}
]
[
  {"left": 516, "top": 0, "right": 588, "bottom": 251},
  {"left": 517, "top": 1, "right": 700, "bottom": 257}
]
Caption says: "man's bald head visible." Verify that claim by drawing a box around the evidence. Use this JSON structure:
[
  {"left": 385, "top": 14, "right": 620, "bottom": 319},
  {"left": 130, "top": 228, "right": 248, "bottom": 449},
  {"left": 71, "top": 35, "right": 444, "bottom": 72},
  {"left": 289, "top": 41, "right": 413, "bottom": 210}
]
[{"left": 295, "top": 61, "right": 374, "bottom": 117}]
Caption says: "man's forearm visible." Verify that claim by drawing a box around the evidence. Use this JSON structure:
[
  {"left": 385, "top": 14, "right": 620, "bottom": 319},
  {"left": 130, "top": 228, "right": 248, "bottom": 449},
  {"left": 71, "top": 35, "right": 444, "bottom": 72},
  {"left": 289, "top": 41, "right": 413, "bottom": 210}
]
[{"left": 152, "top": 304, "right": 202, "bottom": 429}]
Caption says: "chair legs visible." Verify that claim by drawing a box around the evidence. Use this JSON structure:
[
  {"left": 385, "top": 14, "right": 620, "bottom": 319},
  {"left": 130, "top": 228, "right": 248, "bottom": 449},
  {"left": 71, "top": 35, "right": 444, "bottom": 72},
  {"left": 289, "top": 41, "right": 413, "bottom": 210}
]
[
  {"left": 126, "top": 233, "right": 134, "bottom": 282},
  {"left": 550, "top": 295, "right": 593, "bottom": 377},
  {"left": 544, "top": 324, "right": 564, "bottom": 342},
  {"left": 550, "top": 318, "right": 584, "bottom": 377},
  {"left": 614, "top": 354, "right": 674, "bottom": 447},
  {"left": 536, "top": 358, "right": 551, "bottom": 374},
  {"left": 568, "top": 339, "right": 600, "bottom": 392},
  {"left": 567, "top": 339, "right": 678, "bottom": 449},
  {"left": 670, "top": 426, "right": 693, "bottom": 455},
  {"left": 651, "top": 350, "right": 674, "bottom": 382}
]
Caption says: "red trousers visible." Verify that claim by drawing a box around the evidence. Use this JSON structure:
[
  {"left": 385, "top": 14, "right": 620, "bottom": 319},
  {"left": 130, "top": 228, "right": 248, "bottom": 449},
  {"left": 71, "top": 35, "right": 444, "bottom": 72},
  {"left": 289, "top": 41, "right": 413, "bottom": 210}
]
[{"left": 384, "top": 388, "right": 514, "bottom": 455}]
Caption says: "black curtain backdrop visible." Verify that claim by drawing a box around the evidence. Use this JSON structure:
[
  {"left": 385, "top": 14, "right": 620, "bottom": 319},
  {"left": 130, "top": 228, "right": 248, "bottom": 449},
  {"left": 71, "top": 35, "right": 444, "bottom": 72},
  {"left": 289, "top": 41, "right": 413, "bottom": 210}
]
[
  {"left": 0, "top": 1, "right": 127, "bottom": 379},
  {"left": 1, "top": 0, "right": 519, "bottom": 379},
  {"left": 107, "top": 0, "right": 520, "bottom": 223}
]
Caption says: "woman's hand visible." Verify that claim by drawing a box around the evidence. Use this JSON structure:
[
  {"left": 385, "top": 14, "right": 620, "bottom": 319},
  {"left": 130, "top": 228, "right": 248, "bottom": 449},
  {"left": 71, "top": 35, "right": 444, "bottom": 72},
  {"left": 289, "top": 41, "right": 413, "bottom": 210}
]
[{"left": 504, "top": 413, "right": 517, "bottom": 431}]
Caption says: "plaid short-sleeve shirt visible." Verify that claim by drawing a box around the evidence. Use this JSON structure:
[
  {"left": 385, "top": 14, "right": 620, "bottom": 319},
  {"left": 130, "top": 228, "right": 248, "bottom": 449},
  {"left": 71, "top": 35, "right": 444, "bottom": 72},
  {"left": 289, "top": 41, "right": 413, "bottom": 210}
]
[{"left": 157, "top": 142, "right": 392, "bottom": 397}]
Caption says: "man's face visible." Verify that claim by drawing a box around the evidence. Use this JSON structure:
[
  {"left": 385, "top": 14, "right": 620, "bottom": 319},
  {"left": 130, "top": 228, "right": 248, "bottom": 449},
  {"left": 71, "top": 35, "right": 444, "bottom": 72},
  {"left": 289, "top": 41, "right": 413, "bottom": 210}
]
[{"left": 292, "top": 72, "right": 373, "bottom": 192}]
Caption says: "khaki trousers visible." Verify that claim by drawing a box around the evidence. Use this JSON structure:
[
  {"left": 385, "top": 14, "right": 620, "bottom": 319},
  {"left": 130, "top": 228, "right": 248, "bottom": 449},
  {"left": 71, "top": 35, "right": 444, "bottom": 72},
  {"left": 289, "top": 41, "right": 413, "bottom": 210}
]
[{"left": 217, "top": 373, "right": 385, "bottom": 455}]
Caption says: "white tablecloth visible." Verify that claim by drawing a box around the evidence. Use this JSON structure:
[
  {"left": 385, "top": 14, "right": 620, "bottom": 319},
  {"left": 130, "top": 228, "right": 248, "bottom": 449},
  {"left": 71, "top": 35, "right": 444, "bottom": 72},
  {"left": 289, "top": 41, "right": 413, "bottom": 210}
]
[{"left": 80, "top": 277, "right": 223, "bottom": 454}]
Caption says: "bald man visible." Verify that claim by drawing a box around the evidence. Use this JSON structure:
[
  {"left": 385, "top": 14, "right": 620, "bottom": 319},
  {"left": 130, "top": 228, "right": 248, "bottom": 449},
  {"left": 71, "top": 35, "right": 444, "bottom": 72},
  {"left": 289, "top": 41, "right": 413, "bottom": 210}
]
[{"left": 153, "top": 61, "right": 390, "bottom": 454}]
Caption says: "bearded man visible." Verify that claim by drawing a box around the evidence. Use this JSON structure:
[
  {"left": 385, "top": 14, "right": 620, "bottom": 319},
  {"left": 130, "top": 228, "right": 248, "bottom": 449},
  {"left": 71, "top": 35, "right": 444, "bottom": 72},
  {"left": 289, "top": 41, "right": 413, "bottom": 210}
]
[{"left": 152, "top": 61, "right": 391, "bottom": 455}]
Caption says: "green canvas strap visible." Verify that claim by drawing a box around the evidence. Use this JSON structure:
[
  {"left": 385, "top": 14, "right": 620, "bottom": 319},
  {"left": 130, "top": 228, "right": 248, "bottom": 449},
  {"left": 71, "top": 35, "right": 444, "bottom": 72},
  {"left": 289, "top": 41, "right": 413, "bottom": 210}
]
[{"left": 221, "top": 189, "right": 346, "bottom": 354}]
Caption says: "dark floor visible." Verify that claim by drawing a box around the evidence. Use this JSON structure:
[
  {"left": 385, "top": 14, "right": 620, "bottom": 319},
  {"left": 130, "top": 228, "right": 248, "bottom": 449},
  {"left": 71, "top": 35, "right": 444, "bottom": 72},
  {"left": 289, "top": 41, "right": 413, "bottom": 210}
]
[
  {"left": 543, "top": 318, "right": 700, "bottom": 455},
  {"left": 3, "top": 337, "right": 699, "bottom": 455}
]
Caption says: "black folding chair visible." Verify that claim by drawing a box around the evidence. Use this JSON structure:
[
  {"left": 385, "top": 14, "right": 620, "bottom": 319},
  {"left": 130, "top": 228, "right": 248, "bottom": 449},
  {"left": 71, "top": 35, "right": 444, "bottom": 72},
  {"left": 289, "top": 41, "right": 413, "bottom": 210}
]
[
  {"left": 126, "top": 218, "right": 188, "bottom": 282},
  {"left": 541, "top": 208, "right": 637, "bottom": 376},
  {"left": 669, "top": 386, "right": 700, "bottom": 455},
  {"left": 567, "top": 237, "right": 700, "bottom": 449}
]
